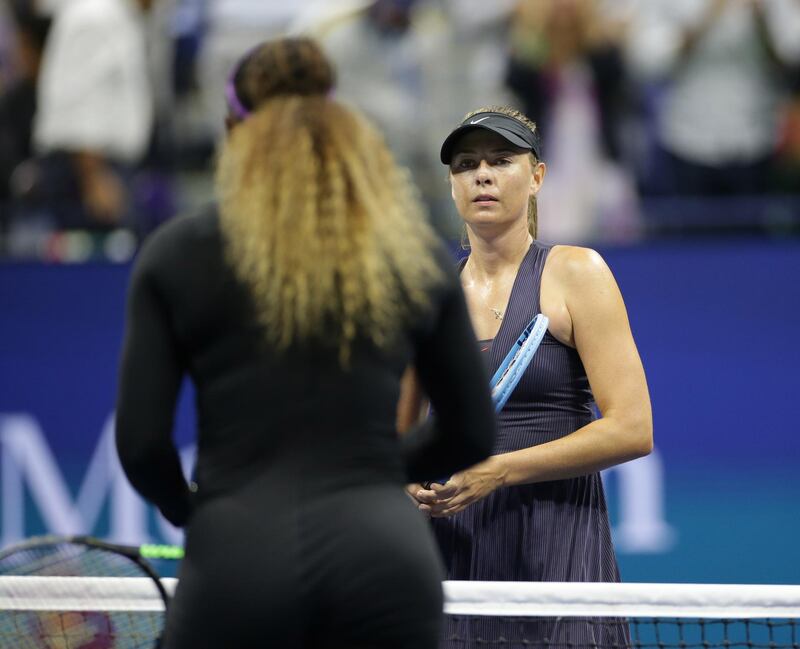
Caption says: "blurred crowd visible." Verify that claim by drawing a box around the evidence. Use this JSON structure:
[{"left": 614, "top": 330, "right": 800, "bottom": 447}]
[{"left": 1, "top": 0, "right": 800, "bottom": 261}]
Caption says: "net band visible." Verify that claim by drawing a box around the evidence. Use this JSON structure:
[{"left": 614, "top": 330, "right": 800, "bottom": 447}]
[
  {"left": 443, "top": 582, "right": 800, "bottom": 619},
  {"left": 0, "top": 576, "right": 177, "bottom": 611},
  {"left": 1, "top": 579, "right": 798, "bottom": 617}
]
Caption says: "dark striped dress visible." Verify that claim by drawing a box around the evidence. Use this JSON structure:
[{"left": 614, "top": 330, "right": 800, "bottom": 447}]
[{"left": 432, "top": 241, "right": 628, "bottom": 649}]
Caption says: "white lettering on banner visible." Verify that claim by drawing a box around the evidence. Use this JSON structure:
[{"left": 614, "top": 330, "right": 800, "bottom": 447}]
[
  {"left": 0, "top": 413, "right": 192, "bottom": 547},
  {"left": 604, "top": 450, "right": 678, "bottom": 553},
  {"left": 0, "top": 413, "right": 675, "bottom": 553}
]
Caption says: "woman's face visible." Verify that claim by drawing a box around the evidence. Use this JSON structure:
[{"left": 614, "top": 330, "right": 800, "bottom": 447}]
[{"left": 448, "top": 129, "right": 544, "bottom": 232}]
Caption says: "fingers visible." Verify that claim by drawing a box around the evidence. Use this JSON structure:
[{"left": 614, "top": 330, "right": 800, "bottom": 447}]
[
  {"left": 403, "top": 484, "right": 436, "bottom": 517},
  {"left": 413, "top": 486, "right": 439, "bottom": 505},
  {"left": 431, "top": 481, "right": 459, "bottom": 498},
  {"left": 421, "top": 478, "right": 464, "bottom": 516},
  {"left": 407, "top": 479, "right": 473, "bottom": 517},
  {"left": 429, "top": 493, "right": 472, "bottom": 518},
  {"left": 404, "top": 483, "right": 425, "bottom": 504}
]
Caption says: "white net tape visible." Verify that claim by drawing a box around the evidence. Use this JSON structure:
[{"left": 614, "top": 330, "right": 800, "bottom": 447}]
[
  {"left": 442, "top": 582, "right": 800, "bottom": 618},
  {"left": 0, "top": 576, "right": 176, "bottom": 612},
  {"left": 1, "top": 578, "right": 799, "bottom": 618}
]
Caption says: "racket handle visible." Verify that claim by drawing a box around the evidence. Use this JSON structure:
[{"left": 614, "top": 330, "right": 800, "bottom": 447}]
[{"left": 422, "top": 478, "right": 449, "bottom": 489}]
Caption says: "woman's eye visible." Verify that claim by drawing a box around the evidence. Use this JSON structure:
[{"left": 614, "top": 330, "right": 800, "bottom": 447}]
[
  {"left": 494, "top": 158, "right": 511, "bottom": 166},
  {"left": 457, "top": 159, "right": 476, "bottom": 169}
]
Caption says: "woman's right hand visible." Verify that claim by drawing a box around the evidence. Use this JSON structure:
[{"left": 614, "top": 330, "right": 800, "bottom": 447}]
[{"left": 405, "top": 483, "right": 433, "bottom": 516}]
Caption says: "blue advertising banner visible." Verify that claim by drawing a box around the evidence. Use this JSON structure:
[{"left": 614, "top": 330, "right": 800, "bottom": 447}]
[{"left": 1, "top": 238, "right": 798, "bottom": 583}]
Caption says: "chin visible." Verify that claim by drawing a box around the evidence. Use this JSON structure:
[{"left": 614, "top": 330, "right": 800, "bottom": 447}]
[
  {"left": 465, "top": 218, "right": 507, "bottom": 233},
  {"left": 471, "top": 208, "right": 506, "bottom": 221}
]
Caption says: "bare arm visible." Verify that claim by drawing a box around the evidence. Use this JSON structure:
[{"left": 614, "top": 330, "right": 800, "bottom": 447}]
[
  {"left": 420, "top": 247, "right": 652, "bottom": 517},
  {"left": 492, "top": 247, "right": 652, "bottom": 484},
  {"left": 397, "top": 366, "right": 431, "bottom": 505},
  {"left": 73, "top": 151, "right": 126, "bottom": 224},
  {"left": 396, "top": 366, "right": 427, "bottom": 435}
]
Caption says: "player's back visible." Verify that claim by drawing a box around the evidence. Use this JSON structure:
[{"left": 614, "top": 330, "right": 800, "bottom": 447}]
[{"left": 133, "top": 207, "right": 424, "bottom": 500}]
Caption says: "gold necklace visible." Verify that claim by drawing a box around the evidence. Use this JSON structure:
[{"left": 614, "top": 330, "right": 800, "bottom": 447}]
[{"left": 468, "top": 265, "right": 504, "bottom": 320}]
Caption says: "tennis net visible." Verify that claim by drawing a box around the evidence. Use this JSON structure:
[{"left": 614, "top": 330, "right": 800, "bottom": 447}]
[
  {"left": 0, "top": 579, "right": 798, "bottom": 649},
  {"left": 442, "top": 581, "right": 800, "bottom": 648},
  {"left": 0, "top": 576, "right": 176, "bottom": 649}
]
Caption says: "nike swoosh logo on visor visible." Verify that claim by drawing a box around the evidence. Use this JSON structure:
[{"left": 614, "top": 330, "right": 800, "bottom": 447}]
[{"left": 470, "top": 117, "right": 491, "bottom": 124}]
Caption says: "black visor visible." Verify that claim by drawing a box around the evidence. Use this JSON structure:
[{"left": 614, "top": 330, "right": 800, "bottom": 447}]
[{"left": 440, "top": 112, "right": 541, "bottom": 164}]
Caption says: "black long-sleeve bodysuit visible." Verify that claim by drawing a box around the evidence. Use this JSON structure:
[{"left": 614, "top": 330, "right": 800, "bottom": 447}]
[{"left": 115, "top": 209, "right": 495, "bottom": 649}]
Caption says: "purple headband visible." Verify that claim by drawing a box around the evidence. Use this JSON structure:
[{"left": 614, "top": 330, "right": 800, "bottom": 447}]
[
  {"left": 225, "top": 45, "right": 260, "bottom": 121},
  {"left": 225, "top": 41, "right": 335, "bottom": 120}
]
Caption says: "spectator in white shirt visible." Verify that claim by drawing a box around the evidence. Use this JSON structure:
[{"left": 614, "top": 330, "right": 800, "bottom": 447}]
[
  {"left": 627, "top": 0, "right": 800, "bottom": 195},
  {"left": 32, "top": 0, "right": 154, "bottom": 227}
]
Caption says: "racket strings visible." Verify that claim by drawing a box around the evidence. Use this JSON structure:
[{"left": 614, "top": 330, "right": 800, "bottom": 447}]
[
  {"left": 0, "top": 542, "right": 144, "bottom": 579},
  {"left": 0, "top": 538, "right": 168, "bottom": 648},
  {"left": 0, "top": 543, "right": 83, "bottom": 577},
  {"left": 491, "top": 341, "right": 525, "bottom": 396},
  {"left": 490, "top": 314, "right": 549, "bottom": 412}
]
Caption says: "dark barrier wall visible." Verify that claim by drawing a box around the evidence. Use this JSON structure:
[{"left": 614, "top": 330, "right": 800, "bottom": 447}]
[{"left": 1, "top": 238, "right": 798, "bottom": 583}]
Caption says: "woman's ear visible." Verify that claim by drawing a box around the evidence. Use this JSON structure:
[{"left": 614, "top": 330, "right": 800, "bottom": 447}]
[{"left": 530, "top": 160, "right": 546, "bottom": 195}]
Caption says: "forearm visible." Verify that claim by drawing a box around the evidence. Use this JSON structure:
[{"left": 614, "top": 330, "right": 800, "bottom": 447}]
[
  {"left": 490, "top": 415, "right": 652, "bottom": 488},
  {"left": 73, "top": 151, "right": 108, "bottom": 191},
  {"left": 396, "top": 367, "right": 428, "bottom": 435},
  {"left": 73, "top": 150, "right": 125, "bottom": 221}
]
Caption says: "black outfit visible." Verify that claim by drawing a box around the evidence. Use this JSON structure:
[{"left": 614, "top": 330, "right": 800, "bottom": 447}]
[
  {"left": 433, "top": 242, "right": 628, "bottom": 648},
  {"left": 115, "top": 208, "right": 495, "bottom": 649}
]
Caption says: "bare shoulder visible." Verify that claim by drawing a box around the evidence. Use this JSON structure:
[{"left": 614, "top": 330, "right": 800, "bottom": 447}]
[
  {"left": 540, "top": 245, "right": 612, "bottom": 347},
  {"left": 546, "top": 245, "right": 614, "bottom": 293}
]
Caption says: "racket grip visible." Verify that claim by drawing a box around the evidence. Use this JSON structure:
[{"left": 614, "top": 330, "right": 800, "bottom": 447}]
[{"left": 422, "top": 477, "right": 449, "bottom": 489}]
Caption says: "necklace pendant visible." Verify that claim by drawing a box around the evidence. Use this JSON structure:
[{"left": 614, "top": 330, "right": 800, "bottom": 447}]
[{"left": 492, "top": 309, "right": 503, "bottom": 320}]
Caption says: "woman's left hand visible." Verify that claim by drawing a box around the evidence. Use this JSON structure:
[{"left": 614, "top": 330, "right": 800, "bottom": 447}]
[{"left": 417, "top": 457, "right": 504, "bottom": 518}]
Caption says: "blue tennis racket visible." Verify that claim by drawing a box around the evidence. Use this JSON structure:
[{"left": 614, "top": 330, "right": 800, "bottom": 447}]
[
  {"left": 490, "top": 313, "right": 549, "bottom": 412},
  {"left": 420, "top": 314, "right": 548, "bottom": 490}
]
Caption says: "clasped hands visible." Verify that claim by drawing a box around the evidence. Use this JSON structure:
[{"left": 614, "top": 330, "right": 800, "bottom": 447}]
[{"left": 406, "top": 458, "right": 503, "bottom": 518}]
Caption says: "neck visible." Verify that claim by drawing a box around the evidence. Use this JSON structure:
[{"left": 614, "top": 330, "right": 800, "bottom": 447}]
[{"left": 465, "top": 220, "right": 533, "bottom": 280}]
